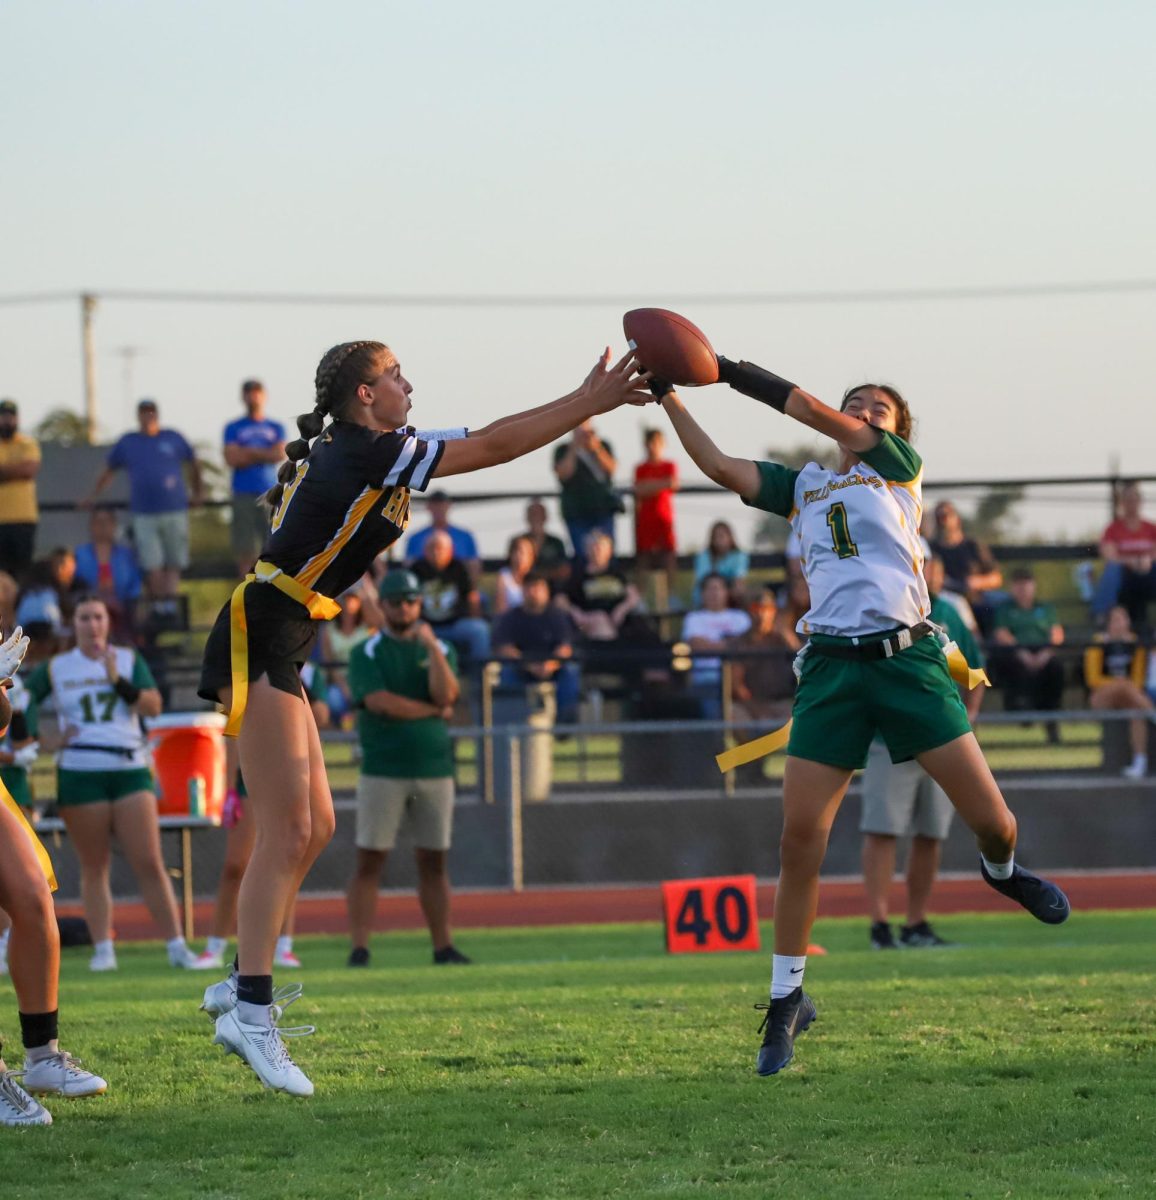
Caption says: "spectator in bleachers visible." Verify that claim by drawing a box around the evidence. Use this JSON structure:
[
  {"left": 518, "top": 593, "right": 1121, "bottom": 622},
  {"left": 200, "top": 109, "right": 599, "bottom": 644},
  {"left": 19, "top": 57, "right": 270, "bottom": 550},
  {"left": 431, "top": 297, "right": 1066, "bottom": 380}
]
[
  {"left": 1094, "top": 482, "right": 1156, "bottom": 632},
  {"left": 930, "top": 500, "right": 1003, "bottom": 631},
  {"left": 493, "top": 570, "right": 579, "bottom": 721},
  {"left": 319, "top": 589, "right": 374, "bottom": 726},
  {"left": 405, "top": 491, "right": 481, "bottom": 582},
  {"left": 777, "top": 571, "right": 810, "bottom": 641},
  {"left": 731, "top": 586, "right": 799, "bottom": 723},
  {"left": 494, "top": 534, "right": 536, "bottom": 616},
  {"left": 518, "top": 498, "right": 569, "bottom": 587},
  {"left": 692, "top": 520, "right": 749, "bottom": 607},
  {"left": 0, "top": 571, "right": 18, "bottom": 637},
  {"left": 73, "top": 506, "right": 143, "bottom": 640},
  {"left": 16, "top": 549, "right": 85, "bottom": 639},
  {"left": 633, "top": 427, "right": 679, "bottom": 599},
  {"left": 990, "top": 566, "right": 1065, "bottom": 740},
  {"left": 0, "top": 399, "right": 42, "bottom": 581},
  {"left": 81, "top": 399, "right": 203, "bottom": 603},
  {"left": 410, "top": 529, "right": 491, "bottom": 667},
  {"left": 681, "top": 573, "right": 751, "bottom": 718},
  {"left": 1085, "top": 605, "right": 1153, "bottom": 778},
  {"left": 553, "top": 420, "right": 621, "bottom": 555},
  {"left": 223, "top": 379, "right": 285, "bottom": 576},
  {"left": 556, "top": 529, "right": 660, "bottom": 679}
]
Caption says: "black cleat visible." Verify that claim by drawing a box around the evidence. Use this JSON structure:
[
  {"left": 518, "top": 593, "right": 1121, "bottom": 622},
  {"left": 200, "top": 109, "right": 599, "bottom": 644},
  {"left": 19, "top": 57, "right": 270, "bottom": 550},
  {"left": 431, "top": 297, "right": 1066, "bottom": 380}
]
[
  {"left": 980, "top": 860, "right": 1071, "bottom": 924},
  {"left": 433, "top": 945, "right": 472, "bottom": 965},
  {"left": 348, "top": 947, "right": 370, "bottom": 967},
  {"left": 870, "top": 921, "right": 898, "bottom": 949},
  {"left": 754, "top": 986, "right": 818, "bottom": 1076},
  {"left": 899, "top": 920, "right": 952, "bottom": 948}
]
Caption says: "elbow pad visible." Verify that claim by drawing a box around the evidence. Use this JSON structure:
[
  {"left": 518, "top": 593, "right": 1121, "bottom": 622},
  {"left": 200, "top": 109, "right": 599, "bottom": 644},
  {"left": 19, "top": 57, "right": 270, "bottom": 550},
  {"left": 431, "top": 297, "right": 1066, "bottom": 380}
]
[{"left": 716, "top": 357, "right": 796, "bottom": 413}]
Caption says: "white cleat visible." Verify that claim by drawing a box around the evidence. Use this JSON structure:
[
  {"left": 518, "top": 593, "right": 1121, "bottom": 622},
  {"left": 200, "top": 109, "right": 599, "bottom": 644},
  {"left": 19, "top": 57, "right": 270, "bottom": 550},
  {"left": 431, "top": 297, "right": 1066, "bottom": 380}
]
[
  {"left": 190, "top": 949, "right": 225, "bottom": 971},
  {"left": 21, "top": 1051, "right": 107, "bottom": 1098},
  {"left": 89, "top": 946, "right": 118, "bottom": 972},
  {"left": 212, "top": 1008, "right": 315, "bottom": 1097},
  {"left": 274, "top": 948, "right": 303, "bottom": 969},
  {"left": 0, "top": 1071, "right": 52, "bottom": 1126},
  {"left": 168, "top": 945, "right": 201, "bottom": 969}
]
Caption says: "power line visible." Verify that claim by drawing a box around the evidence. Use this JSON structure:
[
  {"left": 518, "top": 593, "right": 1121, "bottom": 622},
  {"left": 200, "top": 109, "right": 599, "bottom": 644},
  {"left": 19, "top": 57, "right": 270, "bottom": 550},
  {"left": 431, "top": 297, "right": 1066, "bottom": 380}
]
[{"left": 2, "top": 279, "right": 1156, "bottom": 309}]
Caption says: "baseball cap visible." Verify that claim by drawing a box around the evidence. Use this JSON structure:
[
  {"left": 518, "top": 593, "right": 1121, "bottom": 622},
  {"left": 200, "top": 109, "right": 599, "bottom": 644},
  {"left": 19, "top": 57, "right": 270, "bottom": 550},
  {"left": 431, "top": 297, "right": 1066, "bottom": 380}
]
[
  {"left": 137, "top": 398, "right": 158, "bottom": 412},
  {"left": 378, "top": 569, "right": 422, "bottom": 600},
  {"left": 0, "top": 399, "right": 17, "bottom": 415}
]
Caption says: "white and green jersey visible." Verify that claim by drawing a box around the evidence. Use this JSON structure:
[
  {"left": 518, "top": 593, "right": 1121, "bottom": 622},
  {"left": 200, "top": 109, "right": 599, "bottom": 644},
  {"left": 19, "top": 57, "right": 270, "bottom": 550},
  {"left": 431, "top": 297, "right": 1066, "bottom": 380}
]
[
  {"left": 25, "top": 647, "right": 157, "bottom": 772},
  {"left": 745, "top": 431, "right": 928, "bottom": 637}
]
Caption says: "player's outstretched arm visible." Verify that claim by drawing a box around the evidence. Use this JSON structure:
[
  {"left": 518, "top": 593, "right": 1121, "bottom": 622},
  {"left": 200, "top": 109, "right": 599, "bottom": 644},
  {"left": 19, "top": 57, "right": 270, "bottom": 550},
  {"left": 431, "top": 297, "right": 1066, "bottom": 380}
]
[
  {"left": 716, "top": 358, "right": 881, "bottom": 454},
  {"left": 433, "top": 350, "right": 649, "bottom": 478},
  {"left": 659, "top": 389, "right": 761, "bottom": 501}
]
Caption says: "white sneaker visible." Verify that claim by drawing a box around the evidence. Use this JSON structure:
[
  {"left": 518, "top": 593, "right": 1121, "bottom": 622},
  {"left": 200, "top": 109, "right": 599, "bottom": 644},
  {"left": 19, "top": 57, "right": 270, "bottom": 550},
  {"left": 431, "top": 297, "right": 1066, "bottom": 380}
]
[
  {"left": 200, "top": 977, "right": 302, "bottom": 1021},
  {"left": 190, "top": 949, "right": 225, "bottom": 971},
  {"left": 168, "top": 944, "right": 200, "bottom": 969},
  {"left": 21, "top": 1051, "right": 107, "bottom": 1098},
  {"left": 212, "top": 1008, "right": 315, "bottom": 1097},
  {"left": 1122, "top": 760, "right": 1147, "bottom": 779},
  {"left": 89, "top": 946, "right": 118, "bottom": 972},
  {"left": 274, "top": 948, "right": 303, "bottom": 969},
  {"left": 0, "top": 941, "right": 8, "bottom": 977},
  {"left": 0, "top": 1071, "right": 52, "bottom": 1126}
]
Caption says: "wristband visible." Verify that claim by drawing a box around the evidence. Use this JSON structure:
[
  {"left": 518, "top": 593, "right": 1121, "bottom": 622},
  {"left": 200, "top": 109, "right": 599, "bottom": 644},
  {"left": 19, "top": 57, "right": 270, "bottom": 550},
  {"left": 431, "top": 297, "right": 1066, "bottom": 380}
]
[
  {"left": 648, "top": 378, "right": 673, "bottom": 401},
  {"left": 716, "top": 357, "right": 796, "bottom": 413},
  {"left": 113, "top": 677, "right": 142, "bottom": 705}
]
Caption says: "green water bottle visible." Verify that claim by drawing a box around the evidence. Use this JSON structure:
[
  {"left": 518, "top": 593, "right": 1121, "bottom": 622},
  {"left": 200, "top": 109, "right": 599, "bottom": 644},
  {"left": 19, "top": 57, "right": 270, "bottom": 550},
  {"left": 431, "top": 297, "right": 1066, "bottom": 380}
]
[{"left": 187, "top": 775, "right": 206, "bottom": 818}]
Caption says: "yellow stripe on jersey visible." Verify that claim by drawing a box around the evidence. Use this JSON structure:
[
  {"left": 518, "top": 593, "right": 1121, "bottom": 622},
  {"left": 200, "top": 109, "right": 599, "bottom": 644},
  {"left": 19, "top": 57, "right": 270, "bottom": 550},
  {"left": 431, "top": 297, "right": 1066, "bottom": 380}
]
[
  {"left": 2, "top": 781, "right": 56, "bottom": 891},
  {"left": 297, "top": 486, "right": 383, "bottom": 590}
]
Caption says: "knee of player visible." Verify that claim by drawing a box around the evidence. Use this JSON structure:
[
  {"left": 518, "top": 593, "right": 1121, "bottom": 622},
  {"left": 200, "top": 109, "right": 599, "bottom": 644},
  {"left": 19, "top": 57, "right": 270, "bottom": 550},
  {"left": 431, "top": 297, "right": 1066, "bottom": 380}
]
[
  {"left": 310, "top": 807, "right": 337, "bottom": 848},
  {"left": 5, "top": 879, "right": 56, "bottom": 933},
  {"left": 779, "top": 820, "right": 829, "bottom": 857}
]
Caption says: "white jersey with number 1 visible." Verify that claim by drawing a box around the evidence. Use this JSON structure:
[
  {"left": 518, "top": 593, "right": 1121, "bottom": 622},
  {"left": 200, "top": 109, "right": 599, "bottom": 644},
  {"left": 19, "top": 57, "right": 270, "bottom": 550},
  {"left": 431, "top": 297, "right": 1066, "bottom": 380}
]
[{"left": 744, "top": 431, "right": 929, "bottom": 637}]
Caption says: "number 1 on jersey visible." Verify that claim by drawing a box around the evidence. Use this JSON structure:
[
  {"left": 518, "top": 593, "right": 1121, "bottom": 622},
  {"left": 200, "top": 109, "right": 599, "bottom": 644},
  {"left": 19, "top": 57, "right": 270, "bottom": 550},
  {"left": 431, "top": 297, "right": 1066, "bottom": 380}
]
[{"left": 826, "top": 501, "right": 859, "bottom": 559}]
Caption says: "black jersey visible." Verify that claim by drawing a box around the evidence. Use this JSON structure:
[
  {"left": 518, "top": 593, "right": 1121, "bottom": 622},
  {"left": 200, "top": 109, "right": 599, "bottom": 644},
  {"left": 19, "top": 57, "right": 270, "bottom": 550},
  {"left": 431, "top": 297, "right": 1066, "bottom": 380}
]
[{"left": 262, "top": 420, "right": 446, "bottom": 599}]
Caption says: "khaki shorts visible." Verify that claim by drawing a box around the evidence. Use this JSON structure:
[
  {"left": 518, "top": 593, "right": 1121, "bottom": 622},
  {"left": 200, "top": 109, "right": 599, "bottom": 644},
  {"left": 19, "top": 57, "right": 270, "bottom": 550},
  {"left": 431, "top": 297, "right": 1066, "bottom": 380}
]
[
  {"left": 132, "top": 511, "right": 190, "bottom": 572},
  {"left": 231, "top": 494, "right": 270, "bottom": 561},
  {"left": 859, "top": 740, "right": 954, "bottom": 841},
  {"left": 355, "top": 775, "right": 455, "bottom": 851}
]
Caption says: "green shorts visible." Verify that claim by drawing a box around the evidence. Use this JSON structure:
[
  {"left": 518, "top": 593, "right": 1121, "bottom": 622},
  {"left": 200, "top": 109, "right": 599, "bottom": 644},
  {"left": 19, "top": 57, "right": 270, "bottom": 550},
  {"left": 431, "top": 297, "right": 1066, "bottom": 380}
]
[
  {"left": 787, "top": 632, "right": 972, "bottom": 770},
  {"left": 56, "top": 767, "right": 156, "bottom": 807},
  {"left": 0, "top": 766, "right": 32, "bottom": 811}
]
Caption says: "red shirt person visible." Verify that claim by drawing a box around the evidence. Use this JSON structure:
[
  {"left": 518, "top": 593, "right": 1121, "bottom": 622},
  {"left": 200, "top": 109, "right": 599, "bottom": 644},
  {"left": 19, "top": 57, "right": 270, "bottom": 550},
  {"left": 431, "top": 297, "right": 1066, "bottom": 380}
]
[
  {"left": 633, "top": 428, "right": 679, "bottom": 595},
  {"left": 1097, "top": 482, "right": 1156, "bottom": 631}
]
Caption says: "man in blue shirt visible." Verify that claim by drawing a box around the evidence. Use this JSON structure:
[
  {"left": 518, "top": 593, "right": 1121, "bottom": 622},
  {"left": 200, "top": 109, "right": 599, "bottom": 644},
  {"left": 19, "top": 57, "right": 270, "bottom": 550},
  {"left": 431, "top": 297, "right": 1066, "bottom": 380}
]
[
  {"left": 82, "top": 399, "right": 203, "bottom": 600},
  {"left": 223, "top": 379, "right": 285, "bottom": 574},
  {"left": 405, "top": 491, "right": 481, "bottom": 583}
]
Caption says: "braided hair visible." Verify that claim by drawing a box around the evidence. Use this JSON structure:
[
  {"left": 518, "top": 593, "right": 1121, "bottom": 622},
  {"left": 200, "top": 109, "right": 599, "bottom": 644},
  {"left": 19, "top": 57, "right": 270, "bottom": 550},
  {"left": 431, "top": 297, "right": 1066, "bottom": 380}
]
[{"left": 263, "top": 340, "right": 395, "bottom": 510}]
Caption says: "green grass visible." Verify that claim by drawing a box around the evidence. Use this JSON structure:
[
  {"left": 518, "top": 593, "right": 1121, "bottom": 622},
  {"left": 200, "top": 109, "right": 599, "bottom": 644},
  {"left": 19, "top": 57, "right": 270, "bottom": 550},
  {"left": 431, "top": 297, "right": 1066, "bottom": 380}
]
[{"left": 4, "top": 912, "right": 1154, "bottom": 1198}]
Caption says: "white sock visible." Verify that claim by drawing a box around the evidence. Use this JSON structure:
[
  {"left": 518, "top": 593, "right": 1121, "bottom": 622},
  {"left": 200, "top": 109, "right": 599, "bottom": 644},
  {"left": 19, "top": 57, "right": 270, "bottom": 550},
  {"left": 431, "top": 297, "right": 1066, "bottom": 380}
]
[
  {"left": 166, "top": 937, "right": 188, "bottom": 959},
  {"left": 206, "top": 936, "right": 228, "bottom": 957},
  {"left": 93, "top": 939, "right": 115, "bottom": 957},
  {"left": 25, "top": 1040, "right": 59, "bottom": 1064},
  {"left": 275, "top": 935, "right": 293, "bottom": 956},
  {"left": 771, "top": 954, "right": 808, "bottom": 999},
  {"left": 1129, "top": 752, "right": 1147, "bottom": 773},
  {"left": 981, "top": 853, "right": 1015, "bottom": 880},
  {"left": 236, "top": 1000, "right": 272, "bottom": 1028}
]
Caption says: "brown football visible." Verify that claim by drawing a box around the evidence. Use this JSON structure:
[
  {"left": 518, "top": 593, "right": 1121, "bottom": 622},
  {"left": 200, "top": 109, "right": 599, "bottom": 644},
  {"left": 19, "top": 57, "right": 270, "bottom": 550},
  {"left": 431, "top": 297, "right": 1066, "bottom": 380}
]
[{"left": 622, "top": 308, "right": 720, "bottom": 386}]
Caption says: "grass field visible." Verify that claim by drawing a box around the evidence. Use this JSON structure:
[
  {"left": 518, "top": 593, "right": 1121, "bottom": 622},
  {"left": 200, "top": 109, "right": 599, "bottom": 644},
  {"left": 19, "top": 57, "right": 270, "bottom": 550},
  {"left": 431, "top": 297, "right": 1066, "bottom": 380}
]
[{"left": 4, "top": 912, "right": 1154, "bottom": 1199}]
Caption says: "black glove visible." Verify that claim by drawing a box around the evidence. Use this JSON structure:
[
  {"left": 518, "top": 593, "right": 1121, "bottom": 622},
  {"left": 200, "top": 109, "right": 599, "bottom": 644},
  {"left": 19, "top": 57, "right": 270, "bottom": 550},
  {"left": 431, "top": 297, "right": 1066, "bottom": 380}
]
[
  {"left": 716, "top": 356, "right": 796, "bottom": 413},
  {"left": 648, "top": 377, "right": 674, "bottom": 401}
]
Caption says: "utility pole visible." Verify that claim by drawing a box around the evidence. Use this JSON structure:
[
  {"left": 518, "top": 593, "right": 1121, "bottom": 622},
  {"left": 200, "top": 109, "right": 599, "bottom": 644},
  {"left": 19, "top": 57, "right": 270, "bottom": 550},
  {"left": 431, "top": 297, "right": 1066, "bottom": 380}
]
[
  {"left": 114, "top": 345, "right": 143, "bottom": 416},
  {"left": 81, "top": 292, "right": 98, "bottom": 443}
]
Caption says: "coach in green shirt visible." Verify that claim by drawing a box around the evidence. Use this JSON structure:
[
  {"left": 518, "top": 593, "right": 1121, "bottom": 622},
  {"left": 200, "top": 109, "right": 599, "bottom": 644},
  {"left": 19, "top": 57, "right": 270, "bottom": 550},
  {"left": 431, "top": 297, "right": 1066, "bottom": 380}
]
[{"left": 345, "top": 569, "right": 470, "bottom": 967}]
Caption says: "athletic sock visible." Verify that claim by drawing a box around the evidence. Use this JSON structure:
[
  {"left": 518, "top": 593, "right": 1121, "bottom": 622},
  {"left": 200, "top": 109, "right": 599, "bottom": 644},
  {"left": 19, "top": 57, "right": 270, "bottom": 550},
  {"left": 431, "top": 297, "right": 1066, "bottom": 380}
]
[
  {"left": 770, "top": 954, "right": 807, "bottom": 1000},
  {"left": 206, "top": 936, "right": 228, "bottom": 957},
  {"left": 19, "top": 1010, "right": 59, "bottom": 1052},
  {"left": 92, "top": 938, "right": 115, "bottom": 957},
  {"left": 981, "top": 853, "right": 1015, "bottom": 880},
  {"left": 1129, "top": 752, "right": 1148, "bottom": 774},
  {"left": 275, "top": 936, "right": 293, "bottom": 957},
  {"left": 236, "top": 974, "right": 273, "bottom": 1007},
  {"left": 236, "top": 1000, "right": 273, "bottom": 1028}
]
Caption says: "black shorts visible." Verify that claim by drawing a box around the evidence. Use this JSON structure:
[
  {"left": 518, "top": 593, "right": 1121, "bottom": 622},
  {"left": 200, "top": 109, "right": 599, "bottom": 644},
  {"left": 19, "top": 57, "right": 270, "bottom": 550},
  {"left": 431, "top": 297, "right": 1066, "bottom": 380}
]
[{"left": 198, "top": 582, "right": 318, "bottom": 706}]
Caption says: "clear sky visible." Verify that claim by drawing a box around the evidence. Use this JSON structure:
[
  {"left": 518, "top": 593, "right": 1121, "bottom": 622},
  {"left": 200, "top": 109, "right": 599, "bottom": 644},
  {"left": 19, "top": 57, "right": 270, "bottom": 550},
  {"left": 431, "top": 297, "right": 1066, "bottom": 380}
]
[{"left": 2, "top": 0, "right": 1154, "bottom": 551}]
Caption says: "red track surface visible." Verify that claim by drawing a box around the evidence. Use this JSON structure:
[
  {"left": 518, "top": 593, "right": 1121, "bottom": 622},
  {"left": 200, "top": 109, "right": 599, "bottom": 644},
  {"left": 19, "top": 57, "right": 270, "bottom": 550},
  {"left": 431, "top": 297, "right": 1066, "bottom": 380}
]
[{"left": 64, "top": 872, "right": 1155, "bottom": 941}]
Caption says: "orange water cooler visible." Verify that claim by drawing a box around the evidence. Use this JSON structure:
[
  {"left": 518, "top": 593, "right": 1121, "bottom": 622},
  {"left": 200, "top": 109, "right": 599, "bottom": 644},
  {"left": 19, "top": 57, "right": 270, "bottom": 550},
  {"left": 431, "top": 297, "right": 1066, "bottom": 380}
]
[{"left": 147, "top": 712, "right": 227, "bottom": 822}]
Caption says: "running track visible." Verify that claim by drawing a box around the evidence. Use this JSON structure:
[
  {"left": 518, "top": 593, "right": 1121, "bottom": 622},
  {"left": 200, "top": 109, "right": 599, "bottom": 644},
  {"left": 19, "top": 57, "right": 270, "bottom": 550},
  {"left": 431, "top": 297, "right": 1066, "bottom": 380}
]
[{"left": 75, "top": 871, "right": 1155, "bottom": 941}]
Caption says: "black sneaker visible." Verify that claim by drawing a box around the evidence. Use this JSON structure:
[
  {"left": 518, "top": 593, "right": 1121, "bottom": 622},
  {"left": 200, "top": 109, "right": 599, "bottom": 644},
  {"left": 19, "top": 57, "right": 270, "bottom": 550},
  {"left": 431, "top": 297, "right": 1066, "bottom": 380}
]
[
  {"left": 870, "top": 921, "right": 898, "bottom": 949},
  {"left": 980, "top": 860, "right": 1071, "bottom": 925},
  {"left": 899, "top": 920, "right": 952, "bottom": 948},
  {"left": 433, "top": 945, "right": 472, "bottom": 965},
  {"left": 348, "top": 946, "right": 370, "bottom": 967},
  {"left": 754, "top": 986, "right": 818, "bottom": 1076}
]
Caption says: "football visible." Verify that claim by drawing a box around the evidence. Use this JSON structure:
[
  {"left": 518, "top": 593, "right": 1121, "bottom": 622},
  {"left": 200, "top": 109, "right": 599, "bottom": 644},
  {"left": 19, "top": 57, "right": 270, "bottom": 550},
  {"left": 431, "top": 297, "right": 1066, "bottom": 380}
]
[{"left": 622, "top": 308, "right": 720, "bottom": 386}]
